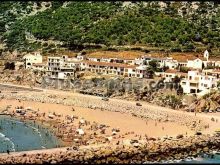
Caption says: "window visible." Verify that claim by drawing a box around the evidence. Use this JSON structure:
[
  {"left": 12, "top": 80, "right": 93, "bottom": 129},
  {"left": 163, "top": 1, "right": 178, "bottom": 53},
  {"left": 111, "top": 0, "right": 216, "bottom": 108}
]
[
  {"left": 189, "top": 76, "right": 192, "bottom": 80},
  {"left": 204, "top": 84, "right": 207, "bottom": 87}
]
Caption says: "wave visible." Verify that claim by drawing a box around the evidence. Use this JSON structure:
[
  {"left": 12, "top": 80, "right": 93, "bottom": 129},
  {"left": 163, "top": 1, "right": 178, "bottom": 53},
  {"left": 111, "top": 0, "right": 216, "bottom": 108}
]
[
  {"left": 6, "top": 118, "right": 24, "bottom": 124},
  {"left": 5, "top": 118, "right": 42, "bottom": 138},
  {"left": 0, "top": 132, "right": 6, "bottom": 138},
  {"left": 26, "top": 125, "right": 42, "bottom": 138},
  {"left": 0, "top": 132, "right": 15, "bottom": 152}
]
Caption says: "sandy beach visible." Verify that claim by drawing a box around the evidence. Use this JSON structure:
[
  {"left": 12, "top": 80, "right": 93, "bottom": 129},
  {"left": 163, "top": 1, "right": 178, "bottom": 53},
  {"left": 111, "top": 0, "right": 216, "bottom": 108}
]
[
  {"left": 0, "top": 82, "right": 219, "bottom": 139},
  {"left": 0, "top": 83, "right": 220, "bottom": 164},
  {"left": 0, "top": 99, "right": 192, "bottom": 138}
]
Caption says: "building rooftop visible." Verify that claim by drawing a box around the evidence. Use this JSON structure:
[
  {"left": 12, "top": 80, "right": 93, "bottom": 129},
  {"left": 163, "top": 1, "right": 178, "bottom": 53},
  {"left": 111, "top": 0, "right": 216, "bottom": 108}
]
[
  {"left": 81, "top": 60, "right": 137, "bottom": 69},
  {"left": 165, "top": 69, "right": 187, "bottom": 77},
  {"left": 165, "top": 69, "right": 179, "bottom": 74},
  {"left": 32, "top": 63, "right": 46, "bottom": 66}
]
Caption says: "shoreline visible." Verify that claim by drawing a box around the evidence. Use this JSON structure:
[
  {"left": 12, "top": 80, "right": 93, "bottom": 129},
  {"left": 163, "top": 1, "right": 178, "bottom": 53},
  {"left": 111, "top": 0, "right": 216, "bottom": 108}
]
[
  {"left": 0, "top": 133, "right": 219, "bottom": 164},
  {"left": 0, "top": 83, "right": 219, "bottom": 163}
]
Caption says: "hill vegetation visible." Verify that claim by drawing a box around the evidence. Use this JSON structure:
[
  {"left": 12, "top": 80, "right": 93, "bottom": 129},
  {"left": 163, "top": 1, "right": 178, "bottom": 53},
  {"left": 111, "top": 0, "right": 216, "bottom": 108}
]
[{"left": 1, "top": 1, "right": 220, "bottom": 55}]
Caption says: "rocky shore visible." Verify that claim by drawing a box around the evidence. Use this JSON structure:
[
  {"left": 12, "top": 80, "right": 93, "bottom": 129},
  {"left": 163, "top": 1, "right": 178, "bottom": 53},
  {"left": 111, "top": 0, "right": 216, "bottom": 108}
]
[{"left": 0, "top": 134, "right": 219, "bottom": 164}]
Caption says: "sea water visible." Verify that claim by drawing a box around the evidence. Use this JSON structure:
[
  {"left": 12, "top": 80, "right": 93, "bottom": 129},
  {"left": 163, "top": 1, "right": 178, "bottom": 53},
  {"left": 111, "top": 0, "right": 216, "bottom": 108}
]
[
  {"left": 159, "top": 154, "right": 220, "bottom": 164},
  {"left": 180, "top": 154, "right": 220, "bottom": 164},
  {"left": 0, "top": 116, "right": 60, "bottom": 153}
]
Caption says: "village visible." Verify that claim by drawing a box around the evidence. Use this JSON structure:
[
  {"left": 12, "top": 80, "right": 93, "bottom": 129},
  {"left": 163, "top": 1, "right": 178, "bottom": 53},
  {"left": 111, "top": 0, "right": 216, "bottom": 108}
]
[{"left": 11, "top": 49, "right": 219, "bottom": 97}]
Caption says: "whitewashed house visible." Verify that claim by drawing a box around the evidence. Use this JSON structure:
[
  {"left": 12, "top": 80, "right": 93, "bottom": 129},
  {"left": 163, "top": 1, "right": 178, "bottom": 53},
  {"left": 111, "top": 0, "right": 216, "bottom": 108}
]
[
  {"left": 23, "top": 52, "right": 42, "bottom": 69},
  {"left": 180, "top": 70, "right": 217, "bottom": 95},
  {"left": 162, "top": 57, "right": 179, "bottom": 69},
  {"left": 186, "top": 58, "right": 205, "bottom": 69}
]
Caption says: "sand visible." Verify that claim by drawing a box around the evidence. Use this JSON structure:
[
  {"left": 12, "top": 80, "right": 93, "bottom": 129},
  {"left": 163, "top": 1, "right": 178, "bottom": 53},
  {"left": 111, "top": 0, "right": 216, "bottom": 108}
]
[
  {"left": 0, "top": 99, "right": 192, "bottom": 138},
  {"left": 0, "top": 82, "right": 219, "bottom": 138}
]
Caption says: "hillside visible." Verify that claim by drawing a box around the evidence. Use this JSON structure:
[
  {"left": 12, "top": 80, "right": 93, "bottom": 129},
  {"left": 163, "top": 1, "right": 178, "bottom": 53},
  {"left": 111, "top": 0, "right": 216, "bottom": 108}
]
[{"left": 1, "top": 1, "right": 220, "bottom": 55}]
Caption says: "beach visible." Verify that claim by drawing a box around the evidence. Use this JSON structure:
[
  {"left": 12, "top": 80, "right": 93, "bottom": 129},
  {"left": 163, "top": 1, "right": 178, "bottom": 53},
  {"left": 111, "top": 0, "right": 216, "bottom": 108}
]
[{"left": 0, "top": 83, "right": 219, "bottom": 163}]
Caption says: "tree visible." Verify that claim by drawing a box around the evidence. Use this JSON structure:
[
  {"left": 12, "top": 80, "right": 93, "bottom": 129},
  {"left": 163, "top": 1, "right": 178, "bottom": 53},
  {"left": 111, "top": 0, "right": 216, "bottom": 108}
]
[
  {"left": 148, "top": 60, "right": 159, "bottom": 72},
  {"left": 4, "top": 62, "right": 15, "bottom": 70},
  {"left": 180, "top": 66, "right": 189, "bottom": 73}
]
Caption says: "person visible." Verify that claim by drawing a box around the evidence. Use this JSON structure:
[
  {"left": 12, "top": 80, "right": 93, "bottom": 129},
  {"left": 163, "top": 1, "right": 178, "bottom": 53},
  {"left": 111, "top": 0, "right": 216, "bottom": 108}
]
[{"left": 6, "top": 149, "right": 10, "bottom": 155}]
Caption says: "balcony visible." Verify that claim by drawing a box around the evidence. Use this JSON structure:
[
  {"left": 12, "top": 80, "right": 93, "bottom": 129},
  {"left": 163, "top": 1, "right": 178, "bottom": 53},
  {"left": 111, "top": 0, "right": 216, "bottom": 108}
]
[{"left": 190, "top": 82, "right": 199, "bottom": 88}]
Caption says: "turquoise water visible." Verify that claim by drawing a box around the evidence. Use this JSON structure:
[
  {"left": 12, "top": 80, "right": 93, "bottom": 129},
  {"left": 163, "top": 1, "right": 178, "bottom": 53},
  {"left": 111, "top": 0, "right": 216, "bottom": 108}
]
[
  {"left": 181, "top": 154, "right": 220, "bottom": 164},
  {"left": 157, "top": 154, "right": 220, "bottom": 164},
  {"left": 0, "top": 116, "right": 60, "bottom": 153}
]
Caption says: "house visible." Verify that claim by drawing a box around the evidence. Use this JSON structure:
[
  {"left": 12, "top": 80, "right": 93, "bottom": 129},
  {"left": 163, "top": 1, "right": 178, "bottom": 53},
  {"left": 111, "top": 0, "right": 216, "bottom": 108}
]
[
  {"left": 134, "top": 56, "right": 159, "bottom": 66},
  {"left": 163, "top": 69, "right": 187, "bottom": 82},
  {"left": 86, "top": 51, "right": 141, "bottom": 65},
  {"left": 180, "top": 70, "right": 218, "bottom": 95},
  {"left": 162, "top": 57, "right": 179, "bottom": 69},
  {"left": 202, "top": 69, "right": 220, "bottom": 79},
  {"left": 186, "top": 57, "right": 206, "bottom": 69},
  {"left": 32, "top": 63, "right": 47, "bottom": 71},
  {"left": 23, "top": 52, "right": 42, "bottom": 69},
  {"left": 47, "top": 56, "right": 64, "bottom": 77},
  {"left": 47, "top": 55, "right": 82, "bottom": 79},
  {"left": 178, "top": 60, "right": 188, "bottom": 67},
  {"left": 80, "top": 61, "right": 147, "bottom": 78}
]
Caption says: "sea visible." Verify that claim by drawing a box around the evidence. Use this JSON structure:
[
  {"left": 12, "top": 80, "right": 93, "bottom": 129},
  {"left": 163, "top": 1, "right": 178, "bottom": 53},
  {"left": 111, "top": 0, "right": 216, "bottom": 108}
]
[
  {"left": 0, "top": 116, "right": 60, "bottom": 153},
  {"left": 0, "top": 116, "right": 219, "bottom": 164}
]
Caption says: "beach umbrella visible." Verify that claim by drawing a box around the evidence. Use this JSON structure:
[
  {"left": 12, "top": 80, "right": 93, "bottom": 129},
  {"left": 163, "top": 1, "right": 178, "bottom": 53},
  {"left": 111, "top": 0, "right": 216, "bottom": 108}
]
[{"left": 76, "top": 128, "right": 84, "bottom": 135}]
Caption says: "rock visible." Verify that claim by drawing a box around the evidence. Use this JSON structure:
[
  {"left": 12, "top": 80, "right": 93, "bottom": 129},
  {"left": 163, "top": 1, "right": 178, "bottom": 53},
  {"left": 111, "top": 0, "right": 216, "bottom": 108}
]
[
  {"left": 50, "top": 160, "right": 57, "bottom": 164},
  {"left": 176, "top": 134, "right": 184, "bottom": 139},
  {"left": 195, "top": 132, "right": 202, "bottom": 136},
  {"left": 133, "top": 143, "right": 140, "bottom": 148}
]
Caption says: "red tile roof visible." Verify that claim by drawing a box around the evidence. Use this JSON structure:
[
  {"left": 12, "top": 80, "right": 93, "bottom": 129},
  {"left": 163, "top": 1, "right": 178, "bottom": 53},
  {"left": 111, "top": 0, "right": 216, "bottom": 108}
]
[
  {"left": 81, "top": 60, "right": 136, "bottom": 69},
  {"left": 165, "top": 69, "right": 178, "bottom": 73},
  {"left": 165, "top": 69, "right": 187, "bottom": 77}
]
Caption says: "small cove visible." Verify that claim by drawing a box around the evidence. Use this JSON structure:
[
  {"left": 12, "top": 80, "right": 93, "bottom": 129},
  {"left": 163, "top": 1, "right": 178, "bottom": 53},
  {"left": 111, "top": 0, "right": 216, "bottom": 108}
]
[{"left": 0, "top": 116, "right": 60, "bottom": 153}]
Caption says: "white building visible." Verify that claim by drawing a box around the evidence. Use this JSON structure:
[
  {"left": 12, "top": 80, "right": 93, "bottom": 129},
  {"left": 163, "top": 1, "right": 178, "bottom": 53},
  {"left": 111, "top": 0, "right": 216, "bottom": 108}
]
[
  {"left": 180, "top": 70, "right": 218, "bottom": 95},
  {"left": 80, "top": 61, "right": 147, "bottom": 78},
  {"left": 186, "top": 58, "right": 205, "bottom": 69},
  {"left": 162, "top": 57, "right": 179, "bottom": 69},
  {"left": 23, "top": 52, "right": 42, "bottom": 69},
  {"left": 47, "top": 55, "right": 82, "bottom": 79},
  {"left": 32, "top": 63, "right": 47, "bottom": 71},
  {"left": 47, "top": 56, "right": 64, "bottom": 77},
  {"left": 163, "top": 69, "right": 187, "bottom": 82}
]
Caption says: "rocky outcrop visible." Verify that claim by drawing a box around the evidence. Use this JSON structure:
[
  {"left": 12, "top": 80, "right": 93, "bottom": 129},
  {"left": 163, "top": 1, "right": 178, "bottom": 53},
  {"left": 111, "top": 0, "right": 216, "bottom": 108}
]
[
  {"left": 186, "top": 91, "right": 220, "bottom": 112},
  {"left": 0, "top": 134, "right": 219, "bottom": 164}
]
